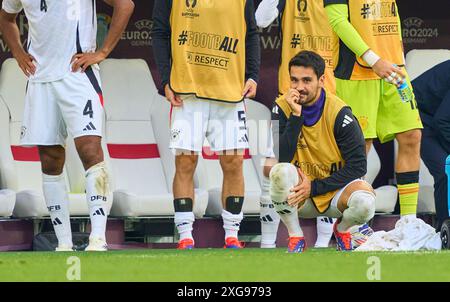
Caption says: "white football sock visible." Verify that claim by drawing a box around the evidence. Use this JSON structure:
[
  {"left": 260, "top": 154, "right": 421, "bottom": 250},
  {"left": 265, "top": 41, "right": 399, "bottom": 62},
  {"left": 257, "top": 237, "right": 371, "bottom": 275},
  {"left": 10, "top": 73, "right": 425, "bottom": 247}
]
[
  {"left": 270, "top": 163, "right": 303, "bottom": 237},
  {"left": 222, "top": 209, "right": 243, "bottom": 239},
  {"left": 43, "top": 173, "right": 72, "bottom": 247},
  {"left": 338, "top": 190, "right": 376, "bottom": 233},
  {"left": 260, "top": 176, "right": 280, "bottom": 248},
  {"left": 86, "top": 162, "right": 109, "bottom": 240},
  {"left": 315, "top": 216, "right": 334, "bottom": 248},
  {"left": 174, "top": 211, "right": 195, "bottom": 241}
]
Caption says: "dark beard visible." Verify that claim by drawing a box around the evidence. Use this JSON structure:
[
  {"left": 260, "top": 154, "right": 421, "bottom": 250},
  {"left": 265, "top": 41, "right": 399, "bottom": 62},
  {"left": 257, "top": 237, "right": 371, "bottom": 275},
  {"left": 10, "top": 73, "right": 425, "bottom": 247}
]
[{"left": 299, "top": 89, "right": 319, "bottom": 106}]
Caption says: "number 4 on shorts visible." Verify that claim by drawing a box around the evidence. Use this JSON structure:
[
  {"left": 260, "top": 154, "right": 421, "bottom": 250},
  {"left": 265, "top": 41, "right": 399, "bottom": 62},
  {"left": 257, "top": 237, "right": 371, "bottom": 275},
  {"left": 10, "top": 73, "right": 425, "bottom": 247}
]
[
  {"left": 83, "top": 100, "right": 94, "bottom": 118},
  {"left": 41, "top": 0, "right": 47, "bottom": 12}
]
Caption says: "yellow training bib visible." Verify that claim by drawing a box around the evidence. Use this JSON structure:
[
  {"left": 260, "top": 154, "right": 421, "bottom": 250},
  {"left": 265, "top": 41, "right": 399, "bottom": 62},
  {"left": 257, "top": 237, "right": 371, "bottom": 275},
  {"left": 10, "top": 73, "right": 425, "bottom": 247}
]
[
  {"left": 276, "top": 90, "right": 347, "bottom": 213},
  {"left": 348, "top": 0, "right": 404, "bottom": 80},
  {"left": 170, "top": 0, "right": 247, "bottom": 103},
  {"left": 279, "top": 0, "right": 338, "bottom": 94}
]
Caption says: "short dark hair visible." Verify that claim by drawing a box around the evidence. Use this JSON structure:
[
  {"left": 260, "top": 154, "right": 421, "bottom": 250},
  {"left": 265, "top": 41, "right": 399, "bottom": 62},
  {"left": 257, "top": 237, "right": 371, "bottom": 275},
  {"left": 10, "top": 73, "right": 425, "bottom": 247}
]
[{"left": 288, "top": 50, "right": 326, "bottom": 78}]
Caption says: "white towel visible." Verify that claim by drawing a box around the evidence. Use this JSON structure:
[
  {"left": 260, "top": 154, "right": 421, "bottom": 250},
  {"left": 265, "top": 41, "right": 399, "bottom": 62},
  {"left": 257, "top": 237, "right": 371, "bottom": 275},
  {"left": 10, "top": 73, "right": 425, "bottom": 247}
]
[{"left": 355, "top": 216, "right": 441, "bottom": 251}]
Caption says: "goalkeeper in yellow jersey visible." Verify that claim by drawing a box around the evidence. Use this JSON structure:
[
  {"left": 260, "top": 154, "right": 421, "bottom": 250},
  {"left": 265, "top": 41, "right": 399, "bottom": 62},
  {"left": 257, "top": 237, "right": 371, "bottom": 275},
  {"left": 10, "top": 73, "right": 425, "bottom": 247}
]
[{"left": 324, "top": 0, "right": 423, "bottom": 228}]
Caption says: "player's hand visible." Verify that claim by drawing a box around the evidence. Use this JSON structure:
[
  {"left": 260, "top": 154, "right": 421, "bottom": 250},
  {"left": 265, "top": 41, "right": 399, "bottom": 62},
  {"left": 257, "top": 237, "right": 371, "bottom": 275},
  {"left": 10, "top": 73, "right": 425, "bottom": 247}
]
[
  {"left": 242, "top": 79, "right": 257, "bottom": 99},
  {"left": 288, "top": 168, "right": 311, "bottom": 207},
  {"left": 285, "top": 89, "right": 302, "bottom": 116},
  {"left": 164, "top": 84, "right": 183, "bottom": 107},
  {"left": 71, "top": 50, "right": 107, "bottom": 72},
  {"left": 372, "top": 58, "right": 405, "bottom": 87},
  {"left": 15, "top": 51, "right": 36, "bottom": 77}
]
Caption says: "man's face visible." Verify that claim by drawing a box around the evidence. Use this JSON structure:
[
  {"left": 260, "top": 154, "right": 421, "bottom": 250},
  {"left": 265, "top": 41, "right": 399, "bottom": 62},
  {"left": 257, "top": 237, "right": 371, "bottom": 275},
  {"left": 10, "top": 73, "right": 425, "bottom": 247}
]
[{"left": 289, "top": 66, "right": 324, "bottom": 105}]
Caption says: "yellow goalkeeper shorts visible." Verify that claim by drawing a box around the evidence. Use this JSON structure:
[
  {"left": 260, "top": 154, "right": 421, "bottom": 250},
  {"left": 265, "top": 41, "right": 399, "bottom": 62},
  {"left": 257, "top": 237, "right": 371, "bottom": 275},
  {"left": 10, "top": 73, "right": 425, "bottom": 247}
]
[{"left": 335, "top": 73, "right": 423, "bottom": 143}]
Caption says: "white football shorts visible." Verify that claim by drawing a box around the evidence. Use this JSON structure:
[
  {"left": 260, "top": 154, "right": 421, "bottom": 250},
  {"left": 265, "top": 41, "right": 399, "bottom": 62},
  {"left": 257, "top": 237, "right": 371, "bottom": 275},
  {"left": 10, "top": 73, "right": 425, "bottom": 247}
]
[
  {"left": 20, "top": 65, "right": 104, "bottom": 146},
  {"left": 169, "top": 94, "right": 249, "bottom": 152}
]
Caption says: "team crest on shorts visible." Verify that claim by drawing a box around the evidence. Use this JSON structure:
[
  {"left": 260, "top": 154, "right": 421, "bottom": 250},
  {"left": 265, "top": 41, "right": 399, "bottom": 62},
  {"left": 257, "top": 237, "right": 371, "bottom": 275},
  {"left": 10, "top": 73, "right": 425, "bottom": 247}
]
[
  {"left": 20, "top": 126, "right": 27, "bottom": 139},
  {"left": 171, "top": 129, "right": 181, "bottom": 142}
]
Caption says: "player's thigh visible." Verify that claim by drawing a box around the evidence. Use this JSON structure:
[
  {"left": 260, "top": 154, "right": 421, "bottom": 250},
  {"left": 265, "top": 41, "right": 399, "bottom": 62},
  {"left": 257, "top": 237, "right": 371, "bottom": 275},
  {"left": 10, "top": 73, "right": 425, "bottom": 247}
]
[
  {"left": 207, "top": 100, "right": 248, "bottom": 152},
  {"left": 377, "top": 73, "right": 423, "bottom": 143},
  {"left": 21, "top": 81, "right": 67, "bottom": 146},
  {"left": 54, "top": 69, "right": 104, "bottom": 140},
  {"left": 298, "top": 199, "right": 342, "bottom": 219},
  {"left": 336, "top": 78, "right": 381, "bottom": 140},
  {"left": 170, "top": 95, "right": 209, "bottom": 152}
]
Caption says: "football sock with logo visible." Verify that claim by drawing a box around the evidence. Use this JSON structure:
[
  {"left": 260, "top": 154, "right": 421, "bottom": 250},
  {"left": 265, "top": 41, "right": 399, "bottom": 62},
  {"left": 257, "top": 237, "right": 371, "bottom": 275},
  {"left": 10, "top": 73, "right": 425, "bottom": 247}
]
[
  {"left": 174, "top": 198, "right": 195, "bottom": 241},
  {"left": 315, "top": 216, "right": 334, "bottom": 248},
  {"left": 260, "top": 176, "right": 280, "bottom": 248},
  {"left": 86, "top": 162, "right": 109, "bottom": 240},
  {"left": 269, "top": 163, "right": 303, "bottom": 237},
  {"left": 396, "top": 171, "right": 419, "bottom": 217},
  {"left": 43, "top": 173, "right": 72, "bottom": 247}
]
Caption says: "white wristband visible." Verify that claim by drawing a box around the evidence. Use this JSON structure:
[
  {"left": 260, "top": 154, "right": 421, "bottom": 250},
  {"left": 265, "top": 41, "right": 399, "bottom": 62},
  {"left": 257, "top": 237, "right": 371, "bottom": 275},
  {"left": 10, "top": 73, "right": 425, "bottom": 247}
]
[{"left": 362, "top": 50, "right": 381, "bottom": 67}]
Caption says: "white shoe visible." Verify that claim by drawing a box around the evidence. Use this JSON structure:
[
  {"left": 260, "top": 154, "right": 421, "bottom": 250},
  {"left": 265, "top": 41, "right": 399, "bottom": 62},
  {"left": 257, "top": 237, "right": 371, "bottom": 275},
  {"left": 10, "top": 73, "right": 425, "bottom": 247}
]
[
  {"left": 55, "top": 244, "right": 73, "bottom": 252},
  {"left": 85, "top": 237, "right": 108, "bottom": 251}
]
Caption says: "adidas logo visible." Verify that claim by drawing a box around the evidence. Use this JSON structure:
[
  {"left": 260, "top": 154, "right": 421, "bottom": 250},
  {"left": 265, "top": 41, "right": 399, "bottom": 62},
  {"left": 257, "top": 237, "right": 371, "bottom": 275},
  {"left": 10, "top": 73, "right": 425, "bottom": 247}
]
[
  {"left": 93, "top": 208, "right": 105, "bottom": 216},
  {"left": 83, "top": 122, "right": 97, "bottom": 131},
  {"left": 259, "top": 202, "right": 274, "bottom": 209},
  {"left": 238, "top": 134, "right": 249, "bottom": 143},
  {"left": 260, "top": 215, "right": 274, "bottom": 222},
  {"left": 342, "top": 115, "right": 353, "bottom": 128},
  {"left": 276, "top": 209, "right": 292, "bottom": 214},
  {"left": 320, "top": 217, "right": 334, "bottom": 224},
  {"left": 52, "top": 218, "right": 62, "bottom": 226}
]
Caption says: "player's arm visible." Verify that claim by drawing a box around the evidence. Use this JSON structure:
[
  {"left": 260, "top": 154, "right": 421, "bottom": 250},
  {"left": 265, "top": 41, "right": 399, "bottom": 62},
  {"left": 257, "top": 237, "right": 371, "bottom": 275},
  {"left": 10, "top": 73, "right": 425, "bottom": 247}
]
[
  {"left": 272, "top": 102, "right": 304, "bottom": 163},
  {"left": 243, "top": 0, "right": 260, "bottom": 98},
  {"left": 71, "top": 0, "right": 135, "bottom": 72},
  {"left": 310, "top": 107, "right": 367, "bottom": 197},
  {"left": 151, "top": 0, "right": 182, "bottom": 106},
  {"left": 255, "top": 0, "right": 285, "bottom": 28},
  {"left": 324, "top": 1, "right": 404, "bottom": 83},
  {"left": 0, "top": 0, "right": 35, "bottom": 77}
]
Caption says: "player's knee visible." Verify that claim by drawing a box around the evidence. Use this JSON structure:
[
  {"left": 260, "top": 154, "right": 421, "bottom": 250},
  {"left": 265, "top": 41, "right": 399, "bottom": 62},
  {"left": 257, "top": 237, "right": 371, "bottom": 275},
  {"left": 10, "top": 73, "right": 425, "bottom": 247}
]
[
  {"left": 397, "top": 129, "right": 422, "bottom": 149},
  {"left": 220, "top": 155, "right": 243, "bottom": 175},
  {"left": 78, "top": 143, "right": 103, "bottom": 169},
  {"left": 346, "top": 190, "right": 376, "bottom": 224},
  {"left": 175, "top": 155, "right": 197, "bottom": 177},
  {"left": 39, "top": 146, "right": 65, "bottom": 175},
  {"left": 269, "top": 163, "right": 299, "bottom": 193}
]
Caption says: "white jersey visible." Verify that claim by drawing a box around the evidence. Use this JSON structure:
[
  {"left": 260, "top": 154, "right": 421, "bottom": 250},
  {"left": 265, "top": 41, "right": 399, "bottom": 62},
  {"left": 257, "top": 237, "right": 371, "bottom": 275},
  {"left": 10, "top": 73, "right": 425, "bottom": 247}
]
[{"left": 2, "top": 0, "right": 97, "bottom": 82}]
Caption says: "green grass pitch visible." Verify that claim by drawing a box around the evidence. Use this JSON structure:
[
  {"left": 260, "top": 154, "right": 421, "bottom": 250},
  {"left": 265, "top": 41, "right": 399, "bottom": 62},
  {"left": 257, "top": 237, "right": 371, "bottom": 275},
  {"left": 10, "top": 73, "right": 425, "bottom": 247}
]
[{"left": 1, "top": 248, "right": 450, "bottom": 282}]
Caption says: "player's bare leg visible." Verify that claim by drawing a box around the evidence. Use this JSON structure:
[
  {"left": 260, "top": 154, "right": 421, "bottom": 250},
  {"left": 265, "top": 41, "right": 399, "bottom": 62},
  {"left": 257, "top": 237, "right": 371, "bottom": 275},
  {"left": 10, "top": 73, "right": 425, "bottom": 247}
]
[
  {"left": 365, "top": 139, "right": 373, "bottom": 155},
  {"left": 173, "top": 152, "right": 198, "bottom": 249},
  {"left": 220, "top": 151, "right": 245, "bottom": 248},
  {"left": 75, "top": 135, "right": 109, "bottom": 251},
  {"left": 395, "top": 129, "right": 421, "bottom": 217},
  {"left": 39, "top": 145, "right": 72, "bottom": 251}
]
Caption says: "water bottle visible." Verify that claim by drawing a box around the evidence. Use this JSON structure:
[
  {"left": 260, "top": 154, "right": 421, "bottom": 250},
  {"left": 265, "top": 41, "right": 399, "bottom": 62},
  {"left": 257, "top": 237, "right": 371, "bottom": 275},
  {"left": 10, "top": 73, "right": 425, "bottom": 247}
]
[
  {"left": 397, "top": 81, "right": 414, "bottom": 103},
  {"left": 392, "top": 64, "right": 413, "bottom": 103},
  {"left": 446, "top": 155, "right": 450, "bottom": 216}
]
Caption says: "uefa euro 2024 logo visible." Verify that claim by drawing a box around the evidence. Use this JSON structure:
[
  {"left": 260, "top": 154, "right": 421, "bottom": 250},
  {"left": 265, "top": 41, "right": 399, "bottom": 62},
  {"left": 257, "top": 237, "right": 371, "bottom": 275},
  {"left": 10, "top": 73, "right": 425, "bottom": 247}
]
[{"left": 186, "top": 0, "right": 197, "bottom": 8}]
